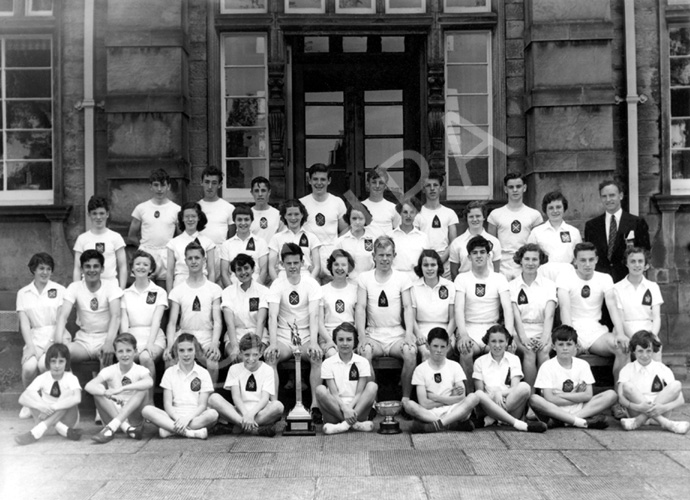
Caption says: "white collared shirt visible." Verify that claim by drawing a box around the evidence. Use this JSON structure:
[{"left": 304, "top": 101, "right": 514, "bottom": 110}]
[
  {"left": 509, "top": 274, "right": 557, "bottom": 337},
  {"left": 618, "top": 360, "right": 675, "bottom": 400},
  {"left": 411, "top": 277, "right": 455, "bottom": 337},
  {"left": 122, "top": 281, "right": 168, "bottom": 329},
  {"left": 161, "top": 362, "right": 214, "bottom": 410},
  {"left": 605, "top": 209, "right": 623, "bottom": 241},
  {"left": 472, "top": 351, "right": 524, "bottom": 390},
  {"left": 334, "top": 227, "right": 377, "bottom": 280},
  {"left": 527, "top": 220, "right": 582, "bottom": 264}
]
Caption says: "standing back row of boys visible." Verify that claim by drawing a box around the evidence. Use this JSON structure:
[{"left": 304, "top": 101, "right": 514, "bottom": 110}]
[{"left": 15, "top": 165, "right": 688, "bottom": 444}]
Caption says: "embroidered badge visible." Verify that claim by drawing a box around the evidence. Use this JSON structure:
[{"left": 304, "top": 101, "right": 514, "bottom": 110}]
[
  {"left": 581, "top": 285, "right": 590, "bottom": 299},
  {"left": 260, "top": 217, "right": 268, "bottom": 229},
  {"left": 335, "top": 299, "right": 345, "bottom": 314},
  {"left": 432, "top": 215, "right": 441, "bottom": 228},
  {"left": 95, "top": 243, "right": 105, "bottom": 254},
  {"left": 246, "top": 374, "right": 257, "bottom": 392},
  {"left": 299, "top": 233, "right": 309, "bottom": 247},
  {"left": 475, "top": 284, "right": 486, "bottom": 297},
  {"left": 246, "top": 238, "right": 255, "bottom": 251},
  {"left": 146, "top": 291, "right": 157, "bottom": 304},
  {"left": 194, "top": 237, "right": 201, "bottom": 246},
  {"left": 364, "top": 238, "right": 373, "bottom": 252},
  {"left": 560, "top": 231, "right": 571, "bottom": 243},
  {"left": 192, "top": 296, "right": 201, "bottom": 311},
  {"left": 121, "top": 376, "right": 132, "bottom": 386},
  {"left": 190, "top": 377, "right": 201, "bottom": 392},
  {"left": 517, "top": 289, "right": 528, "bottom": 305},
  {"left": 511, "top": 220, "right": 521, "bottom": 234},
  {"left": 289, "top": 291, "right": 300, "bottom": 305},
  {"left": 50, "top": 381, "right": 61, "bottom": 398},
  {"left": 434, "top": 373, "right": 442, "bottom": 383},
  {"left": 349, "top": 364, "right": 359, "bottom": 381},
  {"left": 90, "top": 297, "right": 99, "bottom": 311},
  {"left": 651, "top": 375, "right": 666, "bottom": 393},
  {"left": 504, "top": 368, "right": 512, "bottom": 386},
  {"left": 315, "top": 213, "right": 326, "bottom": 227},
  {"left": 562, "top": 379, "right": 574, "bottom": 393},
  {"left": 47, "top": 289, "right": 57, "bottom": 299},
  {"left": 249, "top": 297, "right": 259, "bottom": 312},
  {"left": 439, "top": 286, "right": 449, "bottom": 300},
  {"left": 642, "top": 289, "right": 652, "bottom": 306},
  {"left": 378, "top": 291, "right": 388, "bottom": 307},
  {"left": 154, "top": 210, "right": 160, "bottom": 219}
]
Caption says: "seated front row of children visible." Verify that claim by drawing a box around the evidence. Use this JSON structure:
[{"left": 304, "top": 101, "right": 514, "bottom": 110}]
[{"left": 14, "top": 323, "right": 689, "bottom": 445}]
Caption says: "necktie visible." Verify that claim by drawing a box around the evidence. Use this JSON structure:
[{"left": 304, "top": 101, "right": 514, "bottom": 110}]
[{"left": 608, "top": 215, "right": 617, "bottom": 260}]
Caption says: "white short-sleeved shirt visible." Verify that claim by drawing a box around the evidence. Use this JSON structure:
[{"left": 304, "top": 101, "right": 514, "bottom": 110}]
[
  {"left": 556, "top": 271, "right": 613, "bottom": 325},
  {"left": 454, "top": 271, "right": 509, "bottom": 324},
  {"left": 411, "top": 277, "right": 456, "bottom": 338},
  {"left": 534, "top": 356, "right": 595, "bottom": 394},
  {"left": 160, "top": 362, "right": 214, "bottom": 411},
  {"left": 487, "top": 205, "right": 543, "bottom": 276},
  {"left": 509, "top": 275, "right": 557, "bottom": 338},
  {"left": 220, "top": 234, "right": 268, "bottom": 281},
  {"left": 527, "top": 220, "right": 582, "bottom": 264},
  {"left": 358, "top": 269, "right": 412, "bottom": 338},
  {"left": 166, "top": 231, "right": 216, "bottom": 282},
  {"left": 300, "top": 193, "right": 347, "bottom": 248},
  {"left": 618, "top": 360, "right": 676, "bottom": 400},
  {"left": 224, "top": 361, "right": 275, "bottom": 405},
  {"left": 221, "top": 280, "right": 269, "bottom": 340},
  {"left": 414, "top": 205, "right": 459, "bottom": 254},
  {"left": 64, "top": 280, "right": 123, "bottom": 334},
  {"left": 97, "top": 363, "right": 151, "bottom": 403},
  {"left": 251, "top": 205, "right": 282, "bottom": 244},
  {"left": 389, "top": 227, "right": 429, "bottom": 279},
  {"left": 131, "top": 199, "right": 180, "bottom": 250},
  {"left": 73, "top": 229, "right": 126, "bottom": 281},
  {"left": 614, "top": 277, "right": 664, "bottom": 334},
  {"left": 334, "top": 228, "right": 377, "bottom": 281},
  {"left": 168, "top": 280, "right": 222, "bottom": 343},
  {"left": 198, "top": 199, "right": 235, "bottom": 245},
  {"left": 472, "top": 351, "right": 524, "bottom": 391},
  {"left": 27, "top": 371, "right": 81, "bottom": 405},
  {"left": 16, "top": 280, "right": 65, "bottom": 345},
  {"left": 267, "top": 275, "right": 322, "bottom": 341},
  {"left": 362, "top": 198, "right": 400, "bottom": 236},
  {"left": 122, "top": 281, "right": 168, "bottom": 329},
  {"left": 321, "top": 281, "right": 358, "bottom": 336},
  {"left": 321, "top": 353, "right": 372, "bottom": 404},
  {"left": 448, "top": 229, "right": 502, "bottom": 274},
  {"left": 412, "top": 359, "right": 466, "bottom": 399},
  {"left": 269, "top": 228, "right": 321, "bottom": 275}
]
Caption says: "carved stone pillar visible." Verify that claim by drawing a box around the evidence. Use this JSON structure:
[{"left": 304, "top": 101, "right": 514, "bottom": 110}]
[
  {"left": 427, "top": 62, "right": 445, "bottom": 174},
  {"left": 268, "top": 62, "right": 286, "bottom": 198}
]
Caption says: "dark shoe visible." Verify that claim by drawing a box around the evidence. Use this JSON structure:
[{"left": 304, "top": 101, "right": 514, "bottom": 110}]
[
  {"left": 547, "top": 418, "right": 566, "bottom": 429},
  {"left": 368, "top": 407, "right": 377, "bottom": 421},
  {"left": 210, "top": 422, "right": 235, "bottom": 436},
  {"left": 410, "top": 419, "right": 427, "bottom": 434},
  {"left": 256, "top": 424, "right": 277, "bottom": 437},
  {"left": 585, "top": 415, "right": 609, "bottom": 430},
  {"left": 66, "top": 427, "right": 83, "bottom": 441},
  {"left": 611, "top": 403, "right": 628, "bottom": 420},
  {"left": 527, "top": 421, "right": 548, "bottom": 433},
  {"left": 126, "top": 425, "right": 144, "bottom": 440},
  {"left": 310, "top": 407, "right": 323, "bottom": 425},
  {"left": 91, "top": 427, "right": 115, "bottom": 444},
  {"left": 15, "top": 432, "right": 38, "bottom": 446},
  {"left": 398, "top": 407, "right": 412, "bottom": 421},
  {"left": 448, "top": 419, "right": 475, "bottom": 433}
]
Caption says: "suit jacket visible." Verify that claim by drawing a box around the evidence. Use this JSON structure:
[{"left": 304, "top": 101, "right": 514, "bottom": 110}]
[{"left": 584, "top": 211, "right": 650, "bottom": 283}]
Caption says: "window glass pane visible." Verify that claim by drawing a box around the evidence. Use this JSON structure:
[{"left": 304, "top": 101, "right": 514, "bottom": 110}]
[
  {"left": 670, "top": 27, "right": 690, "bottom": 57},
  {"left": 365, "top": 90, "right": 402, "bottom": 102},
  {"left": 226, "top": 98, "right": 266, "bottom": 127},
  {"left": 671, "top": 58, "right": 690, "bottom": 86},
  {"left": 343, "top": 37, "right": 367, "bottom": 53},
  {"left": 447, "top": 126, "right": 489, "bottom": 155},
  {"left": 224, "top": 36, "right": 265, "bottom": 66},
  {"left": 0, "top": 0, "right": 12, "bottom": 13},
  {"left": 226, "top": 129, "right": 267, "bottom": 158},
  {"left": 6, "top": 39, "right": 51, "bottom": 67},
  {"left": 446, "top": 65, "right": 488, "bottom": 94},
  {"left": 447, "top": 156, "right": 489, "bottom": 187},
  {"left": 0, "top": 163, "right": 3, "bottom": 190},
  {"left": 365, "top": 138, "right": 403, "bottom": 168},
  {"left": 6, "top": 70, "right": 52, "bottom": 97},
  {"left": 6, "top": 131, "right": 52, "bottom": 159},
  {"left": 226, "top": 159, "right": 267, "bottom": 189},
  {"left": 445, "top": 0, "right": 489, "bottom": 11},
  {"left": 305, "top": 92, "right": 343, "bottom": 103},
  {"left": 672, "top": 119, "right": 690, "bottom": 149},
  {"left": 381, "top": 37, "right": 405, "bottom": 53},
  {"left": 446, "top": 34, "right": 488, "bottom": 64},
  {"left": 365, "top": 106, "right": 403, "bottom": 135},
  {"left": 305, "top": 37, "right": 329, "bottom": 53},
  {"left": 385, "top": 171, "right": 405, "bottom": 195},
  {"left": 306, "top": 138, "right": 345, "bottom": 167},
  {"left": 28, "top": 0, "right": 53, "bottom": 13},
  {"left": 7, "top": 161, "right": 52, "bottom": 190},
  {"left": 7, "top": 101, "right": 52, "bottom": 129},
  {"left": 672, "top": 150, "right": 690, "bottom": 180},
  {"left": 306, "top": 106, "right": 344, "bottom": 135},
  {"left": 446, "top": 95, "right": 488, "bottom": 124},
  {"left": 672, "top": 88, "right": 690, "bottom": 117},
  {"left": 225, "top": 68, "right": 265, "bottom": 96}
]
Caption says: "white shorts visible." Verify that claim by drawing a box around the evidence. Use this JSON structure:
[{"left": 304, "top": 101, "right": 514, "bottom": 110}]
[
  {"left": 428, "top": 401, "right": 467, "bottom": 419},
  {"left": 176, "top": 330, "right": 213, "bottom": 349},
  {"left": 139, "top": 246, "right": 169, "bottom": 280},
  {"left": 624, "top": 320, "right": 653, "bottom": 337},
  {"left": 22, "top": 328, "right": 71, "bottom": 363},
  {"left": 171, "top": 405, "right": 197, "bottom": 420},
  {"left": 128, "top": 326, "right": 166, "bottom": 352},
  {"left": 521, "top": 321, "right": 543, "bottom": 340},
  {"left": 466, "top": 323, "right": 494, "bottom": 348},
  {"left": 572, "top": 320, "right": 608, "bottom": 351},
  {"left": 364, "top": 335, "right": 409, "bottom": 357},
  {"left": 73, "top": 331, "right": 108, "bottom": 359},
  {"left": 277, "top": 329, "right": 311, "bottom": 347},
  {"left": 560, "top": 402, "right": 585, "bottom": 416}
]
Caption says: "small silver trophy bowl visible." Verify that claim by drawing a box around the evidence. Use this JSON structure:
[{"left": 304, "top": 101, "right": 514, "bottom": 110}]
[{"left": 375, "top": 400, "right": 402, "bottom": 434}]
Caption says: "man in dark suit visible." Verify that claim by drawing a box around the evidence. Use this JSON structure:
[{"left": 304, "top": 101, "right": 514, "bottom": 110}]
[{"left": 584, "top": 180, "right": 650, "bottom": 283}]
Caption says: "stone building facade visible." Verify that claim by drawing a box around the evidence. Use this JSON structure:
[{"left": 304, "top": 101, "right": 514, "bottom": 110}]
[{"left": 0, "top": 0, "right": 689, "bottom": 350}]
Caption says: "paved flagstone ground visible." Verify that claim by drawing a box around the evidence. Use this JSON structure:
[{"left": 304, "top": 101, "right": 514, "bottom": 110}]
[{"left": 2, "top": 406, "right": 690, "bottom": 500}]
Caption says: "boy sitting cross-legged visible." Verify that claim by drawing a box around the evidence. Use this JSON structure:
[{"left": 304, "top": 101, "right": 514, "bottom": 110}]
[
  {"left": 208, "top": 333, "right": 284, "bottom": 437},
  {"left": 403, "top": 328, "right": 546, "bottom": 434},
  {"left": 618, "top": 330, "right": 689, "bottom": 434},
  {"left": 85, "top": 333, "right": 153, "bottom": 443},
  {"left": 15, "top": 343, "right": 83, "bottom": 445},
  {"left": 529, "top": 325, "right": 618, "bottom": 429},
  {"left": 316, "top": 322, "right": 378, "bottom": 435}
]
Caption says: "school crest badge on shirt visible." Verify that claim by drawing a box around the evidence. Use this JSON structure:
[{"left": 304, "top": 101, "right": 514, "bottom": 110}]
[
  {"left": 260, "top": 217, "right": 268, "bottom": 229},
  {"left": 581, "top": 285, "right": 590, "bottom": 298},
  {"left": 562, "top": 379, "right": 574, "bottom": 392},
  {"left": 50, "top": 381, "right": 61, "bottom": 398},
  {"left": 315, "top": 213, "right": 326, "bottom": 226},
  {"left": 249, "top": 297, "right": 259, "bottom": 312},
  {"left": 651, "top": 375, "right": 666, "bottom": 393},
  {"left": 504, "top": 368, "right": 512, "bottom": 386},
  {"left": 289, "top": 291, "right": 300, "bottom": 305},
  {"left": 364, "top": 238, "right": 374, "bottom": 252},
  {"left": 299, "top": 234, "right": 309, "bottom": 247},
  {"left": 154, "top": 210, "right": 160, "bottom": 219},
  {"left": 511, "top": 220, "right": 521, "bottom": 234},
  {"left": 349, "top": 364, "right": 359, "bottom": 381},
  {"left": 246, "top": 238, "right": 255, "bottom": 251},
  {"left": 432, "top": 215, "right": 441, "bottom": 228},
  {"left": 378, "top": 291, "right": 388, "bottom": 307},
  {"left": 190, "top": 377, "right": 201, "bottom": 392},
  {"left": 121, "top": 376, "right": 132, "bottom": 386},
  {"left": 434, "top": 373, "right": 442, "bottom": 383},
  {"left": 146, "top": 291, "right": 157, "bottom": 304},
  {"left": 439, "top": 286, "right": 448, "bottom": 300},
  {"left": 475, "top": 284, "right": 486, "bottom": 297},
  {"left": 642, "top": 289, "right": 652, "bottom": 306},
  {"left": 517, "top": 289, "right": 528, "bottom": 305},
  {"left": 246, "top": 374, "right": 257, "bottom": 392},
  {"left": 192, "top": 296, "right": 201, "bottom": 311},
  {"left": 95, "top": 242, "right": 105, "bottom": 254},
  {"left": 560, "top": 231, "right": 571, "bottom": 243},
  {"left": 90, "top": 297, "right": 99, "bottom": 311},
  {"left": 335, "top": 299, "right": 345, "bottom": 314},
  {"left": 47, "top": 288, "right": 57, "bottom": 299}
]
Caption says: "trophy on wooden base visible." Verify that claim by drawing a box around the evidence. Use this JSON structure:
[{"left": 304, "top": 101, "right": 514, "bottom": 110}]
[
  {"left": 375, "top": 401, "right": 402, "bottom": 434},
  {"left": 283, "top": 320, "right": 316, "bottom": 436}
]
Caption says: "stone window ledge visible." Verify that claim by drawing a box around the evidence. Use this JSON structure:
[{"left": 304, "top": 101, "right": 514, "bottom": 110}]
[{"left": 0, "top": 205, "right": 71, "bottom": 223}]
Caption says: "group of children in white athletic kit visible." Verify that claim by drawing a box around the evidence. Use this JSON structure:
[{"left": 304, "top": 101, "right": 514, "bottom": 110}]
[{"left": 14, "top": 165, "right": 689, "bottom": 445}]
